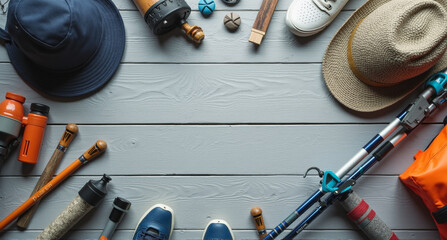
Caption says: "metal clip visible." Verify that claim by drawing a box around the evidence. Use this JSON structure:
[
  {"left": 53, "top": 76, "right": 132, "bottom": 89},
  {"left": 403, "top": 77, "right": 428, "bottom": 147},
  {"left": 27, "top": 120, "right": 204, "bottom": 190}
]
[
  {"left": 333, "top": 180, "right": 355, "bottom": 195},
  {"left": 402, "top": 95, "right": 431, "bottom": 130},
  {"left": 304, "top": 167, "right": 324, "bottom": 178}
]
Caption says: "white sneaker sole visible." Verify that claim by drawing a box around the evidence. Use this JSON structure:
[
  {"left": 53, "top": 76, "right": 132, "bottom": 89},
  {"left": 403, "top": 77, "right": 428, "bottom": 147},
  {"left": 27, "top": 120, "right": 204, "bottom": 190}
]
[
  {"left": 285, "top": 8, "right": 332, "bottom": 37},
  {"left": 133, "top": 203, "right": 175, "bottom": 240}
]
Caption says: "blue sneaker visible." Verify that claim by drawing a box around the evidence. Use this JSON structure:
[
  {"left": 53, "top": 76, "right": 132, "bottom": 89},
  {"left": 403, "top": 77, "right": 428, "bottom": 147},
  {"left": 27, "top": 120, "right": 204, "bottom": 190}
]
[
  {"left": 132, "top": 204, "right": 174, "bottom": 240},
  {"left": 202, "top": 219, "right": 234, "bottom": 240}
]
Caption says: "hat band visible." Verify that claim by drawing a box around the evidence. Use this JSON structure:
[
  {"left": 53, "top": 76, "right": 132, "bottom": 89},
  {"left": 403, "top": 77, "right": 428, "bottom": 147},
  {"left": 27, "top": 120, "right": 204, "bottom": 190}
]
[{"left": 347, "top": 19, "right": 398, "bottom": 88}]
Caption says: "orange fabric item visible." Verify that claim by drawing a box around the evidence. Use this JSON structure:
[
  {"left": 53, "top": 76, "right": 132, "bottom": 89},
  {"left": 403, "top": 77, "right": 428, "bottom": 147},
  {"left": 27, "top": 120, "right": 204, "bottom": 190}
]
[{"left": 399, "top": 125, "right": 447, "bottom": 239}]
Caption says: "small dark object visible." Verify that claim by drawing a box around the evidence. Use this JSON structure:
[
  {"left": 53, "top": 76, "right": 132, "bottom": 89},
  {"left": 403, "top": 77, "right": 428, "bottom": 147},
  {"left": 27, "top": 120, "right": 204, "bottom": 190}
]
[
  {"left": 224, "top": 13, "right": 241, "bottom": 32},
  {"left": 99, "top": 197, "right": 132, "bottom": 240},
  {"left": 221, "top": 0, "right": 240, "bottom": 5}
]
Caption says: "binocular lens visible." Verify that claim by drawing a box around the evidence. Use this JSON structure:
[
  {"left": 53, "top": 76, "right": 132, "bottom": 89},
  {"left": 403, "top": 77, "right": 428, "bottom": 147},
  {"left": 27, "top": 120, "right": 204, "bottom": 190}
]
[{"left": 30, "top": 103, "right": 50, "bottom": 117}]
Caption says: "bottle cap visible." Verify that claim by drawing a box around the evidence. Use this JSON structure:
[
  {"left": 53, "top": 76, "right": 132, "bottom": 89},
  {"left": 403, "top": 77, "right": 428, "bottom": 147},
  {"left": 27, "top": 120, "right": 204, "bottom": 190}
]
[
  {"left": 79, "top": 174, "right": 112, "bottom": 207},
  {"left": 30, "top": 103, "right": 50, "bottom": 117},
  {"left": 109, "top": 197, "right": 132, "bottom": 222},
  {"left": 113, "top": 197, "right": 132, "bottom": 210},
  {"left": 6, "top": 92, "right": 26, "bottom": 103}
]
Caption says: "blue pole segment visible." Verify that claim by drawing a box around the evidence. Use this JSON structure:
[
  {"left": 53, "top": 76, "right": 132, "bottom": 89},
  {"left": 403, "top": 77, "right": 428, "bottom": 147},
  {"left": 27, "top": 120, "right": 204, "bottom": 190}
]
[
  {"left": 363, "top": 134, "right": 383, "bottom": 153},
  {"left": 263, "top": 190, "right": 325, "bottom": 240},
  {"left": 263, "top": 112, "right": 409, "bottom": 240},
  {"left": 283, "top": 132, "right": 404, "bottom": 240},
  {"left": 397, "top": 109, "right": 407, "bottom": 120},
  {"left": 283, "top": 202, "right": 331, "bottom": 240},
  {"left": 283, "top": 157, "right": 378, "bottom": 240}
]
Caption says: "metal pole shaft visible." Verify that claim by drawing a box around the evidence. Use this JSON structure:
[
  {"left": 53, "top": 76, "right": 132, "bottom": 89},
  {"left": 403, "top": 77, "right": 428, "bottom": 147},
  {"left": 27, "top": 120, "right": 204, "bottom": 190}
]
[
  {"left": 263, "top": 83, "right": 441, "bottom": 240},
  {"left": 283, "top": 132, "right": 407, "bottom": 240},
  {"left": 262, "top": 115, "right": 406, "bottom": 240}
]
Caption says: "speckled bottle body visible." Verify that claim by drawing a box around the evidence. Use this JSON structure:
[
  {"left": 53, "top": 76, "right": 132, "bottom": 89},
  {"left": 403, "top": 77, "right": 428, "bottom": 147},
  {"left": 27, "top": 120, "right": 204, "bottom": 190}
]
[
  {"left": 36, "top": 195, "right": 94, "bottom": 240},
  {"left": 36, "top": 175, "right": 111, "bottom": 240}
]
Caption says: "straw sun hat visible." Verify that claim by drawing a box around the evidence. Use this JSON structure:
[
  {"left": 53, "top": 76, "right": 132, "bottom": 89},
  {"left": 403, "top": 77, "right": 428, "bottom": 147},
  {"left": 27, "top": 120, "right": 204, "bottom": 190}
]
[{"left": 323, "top": 0, "right": 447, "bottom": 112}]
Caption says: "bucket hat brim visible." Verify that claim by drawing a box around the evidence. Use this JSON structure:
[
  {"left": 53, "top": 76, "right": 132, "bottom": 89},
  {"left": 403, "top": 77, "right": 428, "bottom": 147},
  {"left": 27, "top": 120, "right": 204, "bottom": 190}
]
[
  {"left": 323, "top": 0, "right": 447, "bottom": 112},
  {"left": 5, "top": 0, "right": 125, "bottom": 99}
]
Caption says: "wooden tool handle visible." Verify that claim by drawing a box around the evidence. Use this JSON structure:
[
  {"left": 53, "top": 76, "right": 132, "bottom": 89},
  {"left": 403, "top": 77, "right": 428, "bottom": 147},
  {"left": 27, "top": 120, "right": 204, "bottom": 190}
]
[
  {"left": 0, "top": 140, "right": 107, "bottom": 231},
  {"left": 251, "top": 207, "right": 268, "bottom": 239},
  {"left": 249, "top": 0, "right": 279, "bottom": 45},
  {"left": 17, "top": 124, "right": 79, "bottom": 229},
  {"left": 181, "top": 22, "right": 205, "bottom": 44},
  {"left": 132, "top": 0, "right": 159, "bottom": 16},
  {"left": 59, "top": 123, "right": 78, "bottom": 148},
  {"left": 81, "top": 140, "right": 107, "bottom": 163}
]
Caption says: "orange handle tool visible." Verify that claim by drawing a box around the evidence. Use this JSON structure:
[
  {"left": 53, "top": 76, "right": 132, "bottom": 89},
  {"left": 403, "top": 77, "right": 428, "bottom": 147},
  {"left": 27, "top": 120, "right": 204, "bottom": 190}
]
[
  {"left": 251, "top": 207, "right": 268, "bottom": 239},
  {"left": 0, "top": 140, "right": 107, "bottom": 231},
  {"left": 17, "top": 124, "right": 79, "bottom": 229}
]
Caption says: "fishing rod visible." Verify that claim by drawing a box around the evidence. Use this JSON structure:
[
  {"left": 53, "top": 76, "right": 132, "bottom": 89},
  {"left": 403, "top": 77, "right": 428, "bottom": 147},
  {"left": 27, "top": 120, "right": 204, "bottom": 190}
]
[{"left": 263, "top": 69, "right": 447, "bottom": 240}]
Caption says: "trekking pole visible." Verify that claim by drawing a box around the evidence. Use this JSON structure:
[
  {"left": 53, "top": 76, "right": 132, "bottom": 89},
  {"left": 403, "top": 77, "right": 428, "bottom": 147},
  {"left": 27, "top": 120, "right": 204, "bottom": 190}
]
[
  {"left": 263, "top": 69, "right": 447, "bottom": 240},
  {"left": 284, "top": 189, "right": 401, "bottom": 240},
  {"left": 282, "top": 131, "right": 406, "bottom": 239},
  {"left": 263, "top": 105, "right": 407, "bottom": 240}
]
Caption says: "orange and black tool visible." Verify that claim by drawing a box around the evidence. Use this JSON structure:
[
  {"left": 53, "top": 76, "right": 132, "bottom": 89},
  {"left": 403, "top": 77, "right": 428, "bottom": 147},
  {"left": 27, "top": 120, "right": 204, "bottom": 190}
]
[
  {"left": 17, "top": 123, "right": 79, "bottom": 229},
  {"left": 0, "top": 92, "right": 50, "bottom": 165},
  {"left": 251, "top": 207, "right": 268, "bottom": 239},
  {"left": 0, "top": 140, "right": 107, "bottom": 231},
  {"left": 132, "top": 0, "right": 204, "bottom": 44}
]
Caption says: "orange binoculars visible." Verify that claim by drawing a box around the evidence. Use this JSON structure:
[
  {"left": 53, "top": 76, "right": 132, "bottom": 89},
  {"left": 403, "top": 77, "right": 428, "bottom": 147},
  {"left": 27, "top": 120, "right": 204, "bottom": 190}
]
[{"left": 0, "top": 92, "right": 50, "bottom": 164}]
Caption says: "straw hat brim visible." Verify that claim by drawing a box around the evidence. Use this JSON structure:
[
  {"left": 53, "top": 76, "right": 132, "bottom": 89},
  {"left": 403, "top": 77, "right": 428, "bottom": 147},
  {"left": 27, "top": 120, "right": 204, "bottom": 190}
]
[{"left": 323, "top": 0, "right": 447, "bottom": 112}]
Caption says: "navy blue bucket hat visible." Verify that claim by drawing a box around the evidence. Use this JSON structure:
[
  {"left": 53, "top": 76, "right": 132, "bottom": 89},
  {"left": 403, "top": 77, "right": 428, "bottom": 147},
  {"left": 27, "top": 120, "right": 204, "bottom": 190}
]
[{"left": 0, "top": 0, "right": 125, "bottom": 98}]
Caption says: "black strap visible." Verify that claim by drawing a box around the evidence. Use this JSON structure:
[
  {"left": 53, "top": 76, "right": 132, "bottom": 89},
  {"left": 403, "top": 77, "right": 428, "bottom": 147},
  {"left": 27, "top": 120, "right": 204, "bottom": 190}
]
[{"left": 433, "top": 205, "right": 447, "bottom": 224}]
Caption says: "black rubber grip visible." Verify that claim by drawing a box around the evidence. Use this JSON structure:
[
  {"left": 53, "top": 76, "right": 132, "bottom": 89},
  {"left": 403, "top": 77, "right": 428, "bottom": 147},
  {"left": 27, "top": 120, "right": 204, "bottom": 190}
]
[
  {"left": 109, "top": 197, "right": 131, "bottom": 222},
  {"left": 373, "top": 142, "right": 394, "bottom": 161}
]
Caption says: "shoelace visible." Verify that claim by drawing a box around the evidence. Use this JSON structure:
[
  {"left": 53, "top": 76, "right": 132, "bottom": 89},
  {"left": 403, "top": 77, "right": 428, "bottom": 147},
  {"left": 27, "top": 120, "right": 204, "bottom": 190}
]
[
  {"left": 137, "top": 228, "right": 168, "bottom": 240},
  {"left": 315, "top": 0, "right": 337, "bottom": 10}
]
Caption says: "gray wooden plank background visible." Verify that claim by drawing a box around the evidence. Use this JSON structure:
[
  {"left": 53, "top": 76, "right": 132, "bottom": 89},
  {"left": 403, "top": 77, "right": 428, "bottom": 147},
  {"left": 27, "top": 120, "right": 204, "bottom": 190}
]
[{"left": 0, "top": 0, "right": 442, "bottom": 239}]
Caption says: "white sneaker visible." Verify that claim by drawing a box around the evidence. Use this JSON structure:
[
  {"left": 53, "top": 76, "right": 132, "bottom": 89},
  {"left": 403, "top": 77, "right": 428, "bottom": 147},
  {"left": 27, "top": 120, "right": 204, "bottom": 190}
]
[{"left": 285, "top": 0, "right": 350, "bottom": 37}]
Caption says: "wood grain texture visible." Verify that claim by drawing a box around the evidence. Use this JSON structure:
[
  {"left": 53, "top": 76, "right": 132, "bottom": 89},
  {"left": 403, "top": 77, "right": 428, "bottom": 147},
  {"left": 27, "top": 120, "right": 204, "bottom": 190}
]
[
  {"left": 252, "top": 0, "right": 279, "bottom": 31},
  {"left": 1, "top": 64, "right": 446, "bottom": 124},
  {"left": 0, "top": 230, "right": 440, "bottom": 240},
  {"left": 0, "top": 124, "right": 442, "bottom": 176},
  {"left": 0, "top": 0, "right": 441, "bottom": 239},
  {"left": 16, "top": 150, "right": 66, "bottom": 229},
  {"left": 0, "top": 11, "right": 362, "bottom": 63},
  {"left": 0, "top": 176, "right": 437, "bottom": 230}
]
